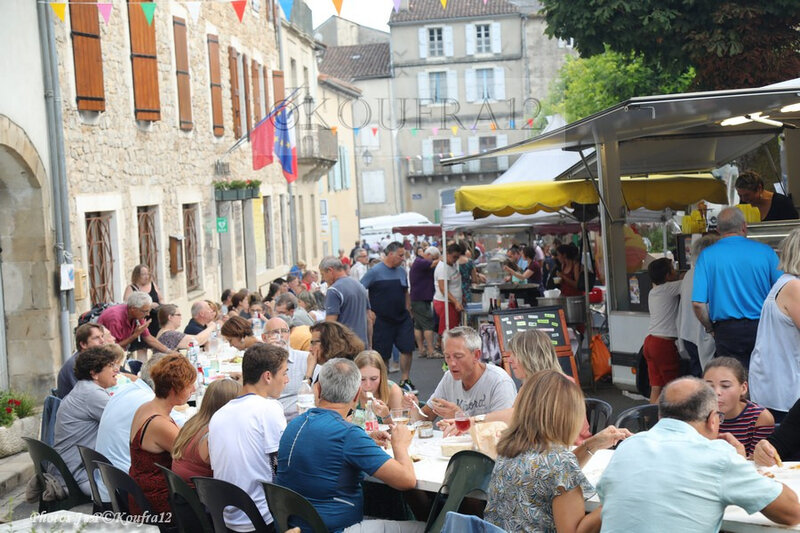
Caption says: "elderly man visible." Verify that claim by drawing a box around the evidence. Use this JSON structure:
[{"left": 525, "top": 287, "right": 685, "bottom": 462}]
[
  {"left": 276, "top": 358, "right": 416, "bottom": 532},
  {"left": 692, "top": 206, "right": 781, "bottom": 368},
  {"left": 404, "top": 326, "right": 516, "bottom": 420},
  {"left": 97, "top": 292, "right": 173, "bottom": 355},
  {"left": 184, "top": 300, "right": 217, "bottom": 338},
  {"left": 262, "top": 316, "right": 317, "bottom": 420},
  {"left": 361, "top": 242, "right": 417, "bottom": 391},
  {"left": 56, "top": 323, "right": 106, "bottom": 398},
  {"left": 349, "top": 248, "right": 369, "bottom": 281},
  {"left": 598, "top": 377, "right": 800, "bottom": 532},
  {"left": 320, "top": 256, "right": 369, "bottom": 344},
  {"left": 409, "top": 246, "right": 440, "bottom": 358}
]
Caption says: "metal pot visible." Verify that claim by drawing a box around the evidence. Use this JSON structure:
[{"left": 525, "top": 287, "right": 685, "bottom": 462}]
[
  {"left": 536, "top": 296, "right": 566, "bottom": 308},
  {"left": 565, "top": 296, "right": 586, "bottom": 323}
]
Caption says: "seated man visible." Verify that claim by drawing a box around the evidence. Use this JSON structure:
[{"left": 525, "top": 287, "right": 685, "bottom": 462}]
[
  {"left": 262, "top": 317, "right": 317, "bottom": 420},
  {"left": 404, "top": 326, "right": 517, "bottom": 420},
  {"left": 56, "top": 323, "right": 105, "bottom": 398},
  {"left": 209, "top": 343, "right": 289, "bottom": 532},
  {"left": 183, "top": 300, "right": 217, "bottom": 339},
  {"left": 598, "top": 377, "right": 800, "bottom": 532},
  {"left": 98, "top": 292, "right": 173, "bottom": 355},
  {"left": 276, "top": 358, "right": 416, "bottom": 532}
]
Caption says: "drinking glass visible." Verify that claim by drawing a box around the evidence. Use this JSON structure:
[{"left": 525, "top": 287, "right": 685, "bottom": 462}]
[
  {"left": 454, "top": 410, "right": 471, "bottom": 434},
  {"left": 391, "top": 408, "right": 410, "bottom": 426}
]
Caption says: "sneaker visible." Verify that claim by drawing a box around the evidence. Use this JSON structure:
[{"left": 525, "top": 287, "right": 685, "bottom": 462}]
[
  {"left": 399, "top": 379, "right": 416, "bottom": 392},
  {"left": 388, "top": 361, "right": 401, "bottom": 373}
]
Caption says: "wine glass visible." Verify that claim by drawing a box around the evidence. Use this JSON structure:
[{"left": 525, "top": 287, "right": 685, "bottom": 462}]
[{"left": 454, "top": 410, "right": 471, "bottom": 434}]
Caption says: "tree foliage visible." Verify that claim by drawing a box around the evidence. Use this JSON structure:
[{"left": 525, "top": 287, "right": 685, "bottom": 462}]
[
  {"left": 539, "top": 0, "right": 800, "bottom": 90},
  {"left": 536, "top": 47, "right": 694, "bottom": 127}
]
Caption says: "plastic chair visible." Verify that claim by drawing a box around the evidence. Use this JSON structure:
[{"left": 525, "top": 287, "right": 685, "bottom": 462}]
[
  {"left": 441, "top": 511, "right": 506, "bottom": 533},
  {"left": 262, "top": 482, "right": 328, "bottom": 533},
  {"left": 585, "top": 398, "right": 613, "bottom": 434},
  {"left": 22, "top": 437, "right": 92, "bottom": 513},
  {"left": 97, "top": 461, "right": 154, "bottom": 516},
  {"left": 615, "top": 404, "right": 660, "bottom": 434},
  {"left": 193, "top": 476, "right": 272, "bottom": 533},
  {"left": 77, "top": 445, "right": 113, "bottom": 514},
  {"left": 127, "top": 360, "right": 143, "bottom": 375},
  {"left": 425, "top": 450, "right": 496, "bottom": 533},
  {"left": 157, "top": 464, "right": 213, "bottom": 533},
  {"left": 40, "top": 395, "right": 61, "bottom": 447}
]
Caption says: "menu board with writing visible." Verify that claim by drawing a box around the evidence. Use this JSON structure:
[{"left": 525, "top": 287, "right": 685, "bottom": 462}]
[{"left": 492, "top": 306, "right": 568, "bottom": 350}]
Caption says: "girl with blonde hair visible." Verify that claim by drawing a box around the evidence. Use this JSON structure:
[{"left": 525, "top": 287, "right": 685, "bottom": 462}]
[{"left": 354, "top": 350, "right": 403, "bottom": 421}]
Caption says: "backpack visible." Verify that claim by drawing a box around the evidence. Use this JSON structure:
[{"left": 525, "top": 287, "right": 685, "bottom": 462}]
[{"left": 76, "top": 303, "right": 112, "bottom": 330}]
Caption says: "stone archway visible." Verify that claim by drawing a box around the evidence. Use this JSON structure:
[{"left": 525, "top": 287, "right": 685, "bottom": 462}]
[{"left": 0, "top": 114, "right": 59, "bottom": 396}]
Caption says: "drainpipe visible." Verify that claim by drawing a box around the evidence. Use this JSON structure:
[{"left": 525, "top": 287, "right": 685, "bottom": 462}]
[
  {"left": 37, "top": 2, "right": 74, "bottom": 364},
  {"left": 276, "top": 16, "right": 299, "bottom": 265}
]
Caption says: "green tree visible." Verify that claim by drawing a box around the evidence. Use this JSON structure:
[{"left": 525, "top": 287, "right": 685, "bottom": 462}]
[{"left": 539, "top": 0, "right": 800, "bottom": 90}]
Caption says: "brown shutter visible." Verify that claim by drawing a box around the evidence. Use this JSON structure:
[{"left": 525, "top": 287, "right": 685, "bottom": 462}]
[
  {"left": 207, "top": 34, "right": 224, "bottom": 137},
  {"left": 242, "top": 54, "right": 252, "bottom": 136},
  {"left": 70, "top": 0, "right": 105, "bottom": 111},
  {"left": 272, "top": 69, "right": 285, "bottom": 107},
  {"left": 229, "top": 46, "right": 241, "bottom": 139},
  {"left": 251, "top": 60, "right": 261, "bottom": 122},
  {"left": 172, "top": 17, "right": 192, "bottom": 131},
  {"left": 262, "top": 65, "right": 271, "bottom": 115},
  {"left": 127, "top": 0, "right": 160, "bottom": 121}
]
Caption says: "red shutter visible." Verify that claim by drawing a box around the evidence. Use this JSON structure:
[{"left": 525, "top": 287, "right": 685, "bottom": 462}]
[
  {"left": 243, "top": 54, "right": 252, "bottom": 136},
  {"left": 272, "top": 69, "right": 285, "bottom": 107},
  {"left": 207, "top": 35, "right": 224, "bottom": 137},
  {"left": 127, "top": 0, "right": 160, "bottom": 121},
  {"left": 251, "top": 60, "right": 261, "bottom": 122},
  {"left": 70, "top": 0, "right": 105, "bottom": 111},
  {"left": 229, "top": 46, "right": 241, "bottom": 139},
  {"left": 172, "top": 17, "right": 192, "bottom": 131}
]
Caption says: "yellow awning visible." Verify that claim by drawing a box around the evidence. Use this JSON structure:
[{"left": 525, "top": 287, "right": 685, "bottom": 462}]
[{"left": 455, "top": 174, "right": 728, "bottom": 218}]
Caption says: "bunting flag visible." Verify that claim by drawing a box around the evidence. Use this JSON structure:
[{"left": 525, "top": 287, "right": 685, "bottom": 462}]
[
  {"left": 371, "top": 127, "right": 378, "bottom": 136},
  {"left": 354, "top": 127, "right": 360, "bottom": 136},
  {"left": 450, "top": 126, "right": 458, "bottom": 135},
  {"left": 432, "top": 127, "right": 439, "bottom": 135},
  {"left": 440, "top": 0, "right": 447, "bottom": 8},
  {"left": 97, "top": 2, "right": 112, "bottom": 24},
  {"left": 231, "top": 0, "right": 247, "bottom": 22},
  {"left": 410, "top": 128, "right": 417, "bottom": 136},
  {"left": 140, "top": 2, "right": 156, "bottom": 25},
  {"left": 470, "top": 124, "right": 477, "bottom": 131},
  {"left": 331, "top": 126, "right": 338, "bottom": 135},
  {"left": 331, "top": 0, "right": 343, "bottom": 15},
  {"left": 393, "top": 0, "right": 402, "bottom": 13},
  {"left": 527, "top": 118, "right": 534, "bottom": 126},
  {"left": 274, "top": 107, "right": 298, "bottom": 183},
  {"left": 490, "top": 122, "right": 497, "bottom": 131},
  {"left": 251, "top": 116, "right": 274, "bottom": 170},
  {"left": 49, "top": 2, "right": 66, "bottom": 22},
  {"left": 509, "top": 119, "right": 516, "bottom": 129},
  {"left": 185, "top": 1, "right": 201, "bottom": 23},
  {"left": 279, "top": 0, "right": 294, "bottom": 21}
]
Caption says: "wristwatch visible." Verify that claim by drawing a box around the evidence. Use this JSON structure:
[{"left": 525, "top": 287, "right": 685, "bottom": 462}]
[{"left": 473, "top": 414, "right": 486, "bottom": 423}]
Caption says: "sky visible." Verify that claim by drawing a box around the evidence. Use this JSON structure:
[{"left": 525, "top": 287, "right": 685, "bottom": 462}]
[{"left": 304, "top": 0, "right": 396, "bottom": 33}]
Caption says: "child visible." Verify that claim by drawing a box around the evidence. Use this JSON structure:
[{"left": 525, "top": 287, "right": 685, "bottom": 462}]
[
  {"left": 704, "top": 357, "right": 774, "bottom": 457},
  {"left": 644, "top": 258, "right": 683, "bottom": 403}
]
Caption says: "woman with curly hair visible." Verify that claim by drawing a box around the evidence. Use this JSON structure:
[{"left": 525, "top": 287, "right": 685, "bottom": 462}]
[
  {"left": 220, "top": 315, "right": 262, "bottom": 351},
  {"left": 309, "top": 322, "right": 364, "bottom": 365}
]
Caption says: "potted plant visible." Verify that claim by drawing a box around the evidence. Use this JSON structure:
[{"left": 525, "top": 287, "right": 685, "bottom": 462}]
[
  {"left": 213, "top": 180, "right": 239, "bottom": 201},
  {"left": 0, "top": 391, "right": 39, "bottom": 458}
]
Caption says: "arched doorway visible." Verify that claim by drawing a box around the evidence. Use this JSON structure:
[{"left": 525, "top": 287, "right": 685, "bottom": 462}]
[{"left": 0, "top": 115, "right": 58, "bottom": 395}]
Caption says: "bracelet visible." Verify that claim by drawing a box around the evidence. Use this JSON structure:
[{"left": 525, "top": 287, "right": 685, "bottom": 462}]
[{"left": 585, "top": 446, "right": 594, "bottom": 457}]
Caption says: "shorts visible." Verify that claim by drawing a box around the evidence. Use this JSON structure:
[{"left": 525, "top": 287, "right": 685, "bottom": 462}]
[
  {"left": 411, "top": 300, "right": 434, "bottom": 332},
  {"left": 643, "top": 335, "right": 681, "bottom": 387},
  {"left": 433, "top": 300, "right": 461, "bottom": 336},
  {"left": 372, "top": 314, "right": 415, "bottom": 361}
]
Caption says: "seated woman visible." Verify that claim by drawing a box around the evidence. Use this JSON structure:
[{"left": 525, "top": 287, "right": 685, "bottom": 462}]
[
  {"left": 354, "top": 351, "right": 403, "bottom": 423},
  {"left": 129, "top": 354, "right": 196, "bottom": 516},
  {"left": 485, "top": 370, "right": 601, "bottom": 532},
  {"left": 155, "top": 304, "right": 216, "bottom": 352},
  {"left": 756, "top": 398, "right": 800, "bottom": 466},
  {"left": 230, "top": 289, "right": 252, "bottom": 320},
  {"left": 220, "top": 315, "right": 262, "bottom": 351},
  {"left": 172, "top": 378, "right": 241, "bottom": 487},
  {"left": 53, "top": 346, "right": 119, "bottom": 495},
  {"left": 703, "top": 357, "right": 774, "bottom": 457},
  {"left": 309, "top": 322, "right": 365, "bottom": 366},
  {"left": 298, "top": 290, "right": 325, "bottom": 323}
]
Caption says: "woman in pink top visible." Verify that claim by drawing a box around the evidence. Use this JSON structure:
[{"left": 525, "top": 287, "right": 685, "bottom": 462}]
[{"left": 172, "top": 378, "right": 241, "bottom": 487}]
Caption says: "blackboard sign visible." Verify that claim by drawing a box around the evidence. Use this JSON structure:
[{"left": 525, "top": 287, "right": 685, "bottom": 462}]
[{"left": 492, "top": 306, "right": 568, "bottom": 351}]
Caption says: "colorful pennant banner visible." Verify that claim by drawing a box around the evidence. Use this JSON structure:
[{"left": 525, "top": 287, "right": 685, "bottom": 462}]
[
  {"left": 231, "top": 0, "right": 246, "bottom": 22},
  {"left": 49, "top": 1, "right": 66, "bottom": 22},
  {"left": 185, "top": 1, "right": 201, "bottom": 23},
  {"left": 331, "top": 0, "right": 343, "bottom": 15},
  {"left": 278, "top": 0, "right": 294, "bottom": 21},
  {"left": 140, "top": 2, "right": 156, "bottom": 25},
  {"left": 97, "top": 2, "right": 112, "bottom": 24}
]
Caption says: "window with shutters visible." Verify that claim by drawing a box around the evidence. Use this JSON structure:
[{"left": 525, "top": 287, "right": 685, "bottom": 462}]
[
  {"left": 128, "top": 0, "right": 160, "bottom": 121},
  {"left": 433, "top": 139, "right": 450, "bottom": 174},
  {"left": 183, "top": 204, "right": 200, "bottom": 291},
  {"left": 272, "top": 70, "right": 285, "bottom": 107},
  {"left": 70, "top": 0, "right": 105, "bottom": 112},
  {"left": 428, "top": 27, "right": 444, "bottom": 57},
  {"left": 429, "top": 71, "right": 447, "bottom": 103},
  {"left": 85, "top": 212, "right": 114, "bottom": 305},
  {"left": 479, "top": 136, "right": 498, "bottom": 172},
  {"left": 172, "top": 17, "right": 192, "bottom": 131},
  {"left": 252, "top": 60, "right": 262, "bottom": 122},
  {"left": 476, "top": 68, "right": 494, "bottom": 100},
  {"left": 229, "top": 47, "right": 241, "bottom": 139},
  {"left": 241, "top": 54, "right": 252, "bottom": 136},
  {"left": 475, "top": 24, "right": 491, "bottom": 54},
  {"left": 207, "top": 35, "right": 224, "bottom": 136},
  {"left": 137, "top": 206, "right": 159, "bottom": 277},
  {"left": 260, "top": 66, "right": 270, "bottom": 117}
]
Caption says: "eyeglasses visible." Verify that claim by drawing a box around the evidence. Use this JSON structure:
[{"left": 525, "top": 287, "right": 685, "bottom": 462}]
[
  {"left": 710, "top": 410, "right": 725, "bottom": 423},
  {"left": 266, "top": 328, "right": 290, "bottom": 336},
  {"left": 310, "top": 339, "right": 322, "bottom": 346}
]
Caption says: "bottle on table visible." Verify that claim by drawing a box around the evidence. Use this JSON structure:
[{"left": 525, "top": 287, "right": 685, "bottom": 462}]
[
  {"left": 187, "top": 339, "right": 200, "bottom": 365},
  {"left": 296, "top": 380, "right": 315, "bottom": 415},
  {"left": 508, "top": 293, "right": 517, "bottom": 309},
  {"left": 365, "top": 400, "right": 379, "bottom": 433},
  {"left": 195, "top": 365, "right": 205, "bottom": 407}
]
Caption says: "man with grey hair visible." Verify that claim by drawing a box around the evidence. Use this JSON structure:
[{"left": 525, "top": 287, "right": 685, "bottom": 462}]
[
  {"left": 263, "top": 316, "right": 317, "bottom": 420},
  {"left": 98, "top": 292, "right": 173, "bottom": 354},
  {"left": 692, "top": 206, "right": 781, "bottom": 368},
  {"left": 320, "top": 256, "right": 369, "bottom": 344},
  {"left": 410, "top": 246, "right": 440, "bottom": 358},
  {"left": 349, "top": 247, "right": 369, "bottom": 281},
  {"left": 275, "top": 292, "right": 313, "bottom": 327},
  {"left": 184, "top": 300, "right": 217, "bottom": 338},
  {"left": 277, "top": 358, "right": 417, "bottom": 532},
  {"left": 597, "top": 377, "right": 800, "bottom": 531},
  {"left": 404, "top": 326, "right": 516, "bottom": 420}
]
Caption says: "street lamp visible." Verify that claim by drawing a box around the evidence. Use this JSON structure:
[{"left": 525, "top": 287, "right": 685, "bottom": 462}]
[{"left": 362, "top": 149, "right": 373, "bottom": 166}]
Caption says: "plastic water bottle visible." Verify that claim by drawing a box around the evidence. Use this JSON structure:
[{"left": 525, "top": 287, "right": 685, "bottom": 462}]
[
  {"left": 207, "top": 330, "right": 220, "bottom": 355},
  {"left": 195, "top": 365, "right": 205, "bottom": 407},
  {"left": 296, "top": 380, "right": 315, "bottom": 415},
  {"left": 187, "top": 339, "right": 199, "bottom": 365},
  {"left": 365, "top": 400, "right": 379, "bottom": 433}
]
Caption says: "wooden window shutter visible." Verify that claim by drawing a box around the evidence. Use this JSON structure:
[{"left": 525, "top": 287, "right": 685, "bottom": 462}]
[
  {"left": 207, "top": 34, "right": 224, "bottom": 137},
  {"left": 242, "top": 54, "right": 252, "bottom": 136},
  {"left": 229, "top": 46, "right": 241, "bottom": 139},
  {"left": 251, "top": 60, "right": 261, "bottom": 122},
  {"left": 262, "top": 65, "right": 271, "bottom": 115},
  {"left": 172, "top": 17, "right": 192, "bottom": 131},
  {"left": 127, "top": 0, "right": 160, "bottom": 121},
  {"left": 70, "top": 0, "right": 105, "bottom": 111},
  {"left": 272, "top": 69, "right": 285, "bottom": 107}
]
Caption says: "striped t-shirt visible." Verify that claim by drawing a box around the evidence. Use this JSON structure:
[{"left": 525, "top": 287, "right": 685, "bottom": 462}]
[{"left": 720, "top": 400, "right": 773, "bottom": 456}]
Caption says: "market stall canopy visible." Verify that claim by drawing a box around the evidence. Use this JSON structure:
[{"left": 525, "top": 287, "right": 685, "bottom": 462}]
[
  {"left": 440, "top": 203, "right": 595, "bottom": 233},
  {"left": 455, "top": 174, "right": 727, "bottom": 218},
  {"left": 391, "top": 225, "right": 455, "bottom": 238}
]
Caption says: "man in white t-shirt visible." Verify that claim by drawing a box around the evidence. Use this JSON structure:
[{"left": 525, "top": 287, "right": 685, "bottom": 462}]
[
  {"left": 208, "top": 343, "right": 290, "bottom": 532},
  {"left": 433, "top": 242, "right": 464, "bottom": 335},
  {"left": 404, "top": 326, "right": 517, "bottom": 419}
]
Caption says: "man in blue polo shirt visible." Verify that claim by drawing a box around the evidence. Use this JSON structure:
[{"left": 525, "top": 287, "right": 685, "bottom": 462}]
[
  {"left": 692, "top": 207, "right": 781, "bottom": 368},
  {"left": 276, "top": 358, "right": 416, "bottom": 532}
]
